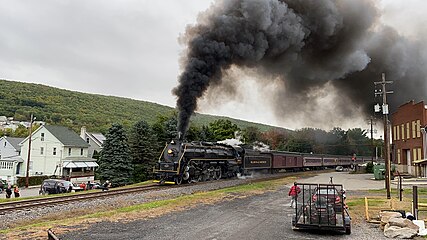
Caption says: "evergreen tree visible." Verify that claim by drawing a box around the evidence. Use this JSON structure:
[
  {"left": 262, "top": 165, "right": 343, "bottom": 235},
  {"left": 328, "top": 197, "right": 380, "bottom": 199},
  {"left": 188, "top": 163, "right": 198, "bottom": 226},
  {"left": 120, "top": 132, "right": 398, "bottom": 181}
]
[
  {"left": 209, "top": 119, "right": 240, "bottom": 141},
  {"left": 128, "top": 120, "right": 158, "bottom": 182},
  {"left": 97, "top": 123, "right": 133, "bottom": 187}
]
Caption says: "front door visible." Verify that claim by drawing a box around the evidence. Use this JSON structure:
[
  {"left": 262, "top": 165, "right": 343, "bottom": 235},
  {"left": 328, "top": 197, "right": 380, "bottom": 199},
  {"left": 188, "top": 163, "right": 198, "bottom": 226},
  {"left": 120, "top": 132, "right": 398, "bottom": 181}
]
[{"left": 407, "top": 150, "right": 412, "bottom": 175}]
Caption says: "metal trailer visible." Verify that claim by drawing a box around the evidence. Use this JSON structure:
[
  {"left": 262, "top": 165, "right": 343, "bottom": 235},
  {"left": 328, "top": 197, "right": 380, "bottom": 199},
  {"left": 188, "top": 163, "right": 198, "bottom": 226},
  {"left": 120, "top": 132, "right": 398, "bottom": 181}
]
[{"left": 291, "top": 183, "right": 351, "bottom": 234}]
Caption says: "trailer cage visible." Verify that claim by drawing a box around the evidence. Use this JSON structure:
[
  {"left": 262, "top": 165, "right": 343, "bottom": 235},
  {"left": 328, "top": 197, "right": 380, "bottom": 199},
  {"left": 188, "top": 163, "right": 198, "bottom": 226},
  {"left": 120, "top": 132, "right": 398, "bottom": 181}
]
[{"left": 291, "top": 183, "right": 351, "bottom": 234}]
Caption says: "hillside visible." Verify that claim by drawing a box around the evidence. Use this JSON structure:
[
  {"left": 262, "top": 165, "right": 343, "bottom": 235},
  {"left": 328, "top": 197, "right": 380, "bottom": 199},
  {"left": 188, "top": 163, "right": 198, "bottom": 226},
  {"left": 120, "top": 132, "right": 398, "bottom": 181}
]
[{"left": 0, "top": 79, "right": 282, "bottom": 133}]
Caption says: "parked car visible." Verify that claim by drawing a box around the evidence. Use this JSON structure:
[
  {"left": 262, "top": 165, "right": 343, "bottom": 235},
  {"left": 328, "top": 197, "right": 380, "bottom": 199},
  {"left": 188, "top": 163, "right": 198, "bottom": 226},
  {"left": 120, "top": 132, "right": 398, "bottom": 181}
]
[
  {"left": 312, "top": 187, "right": 341, "bottom": 205},
  {"left": 0, "top": 179, "right": 6, "bottom": 193},
  {"left": 63, "top": 181, "right": 84, "bottom": 192},
  {"left": 87, "top": 182, "right": 102, "bottom": 190},
  {"left": 39, "top": 179, "right": 69, "bottom": 195}
]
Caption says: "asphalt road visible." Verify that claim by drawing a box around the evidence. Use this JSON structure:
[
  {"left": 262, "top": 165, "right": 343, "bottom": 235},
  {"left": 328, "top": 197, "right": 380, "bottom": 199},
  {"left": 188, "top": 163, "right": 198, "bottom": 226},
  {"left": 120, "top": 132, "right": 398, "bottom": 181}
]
[{"left": 60, "top": 172, "right": 387, "bottom": 240}]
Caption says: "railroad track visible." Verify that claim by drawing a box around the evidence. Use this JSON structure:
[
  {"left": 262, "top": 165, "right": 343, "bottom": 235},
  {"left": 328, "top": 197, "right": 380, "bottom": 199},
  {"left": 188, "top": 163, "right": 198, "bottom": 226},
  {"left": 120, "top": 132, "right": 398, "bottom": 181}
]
[
  {"left": 0, "top": 170, "right": 330, "bottom": 214},
  {"left": 0, "top": 184, "right": 163, "bottom": 214}
]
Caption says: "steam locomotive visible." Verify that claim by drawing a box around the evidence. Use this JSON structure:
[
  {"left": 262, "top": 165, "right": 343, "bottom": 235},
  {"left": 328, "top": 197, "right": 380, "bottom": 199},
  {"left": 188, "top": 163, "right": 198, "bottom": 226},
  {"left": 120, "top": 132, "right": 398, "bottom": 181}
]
[{"left": 153, "top": 139, "right": 376, "bottom": 185}]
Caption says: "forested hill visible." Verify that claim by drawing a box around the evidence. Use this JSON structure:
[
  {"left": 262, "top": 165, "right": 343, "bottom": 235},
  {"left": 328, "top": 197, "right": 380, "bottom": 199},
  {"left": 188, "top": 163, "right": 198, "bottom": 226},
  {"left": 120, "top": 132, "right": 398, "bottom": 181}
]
[{"left": 0, "top": 79, "right": 279, "bottom": 133}]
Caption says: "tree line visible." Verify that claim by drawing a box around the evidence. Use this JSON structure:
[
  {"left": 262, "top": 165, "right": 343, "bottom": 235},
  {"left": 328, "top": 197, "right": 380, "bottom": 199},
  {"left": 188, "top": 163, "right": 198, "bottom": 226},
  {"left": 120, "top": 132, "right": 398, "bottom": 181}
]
[{"left": 96, "top": 113, "right": 381, "bottom": 186}]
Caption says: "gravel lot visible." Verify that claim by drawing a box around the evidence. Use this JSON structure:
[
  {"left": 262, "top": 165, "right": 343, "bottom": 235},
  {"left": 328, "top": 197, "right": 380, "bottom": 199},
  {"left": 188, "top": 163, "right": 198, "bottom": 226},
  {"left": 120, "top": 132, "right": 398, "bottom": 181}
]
[
  {"left": 59, "top": 178, "right": 387, "bottom": 240},
  {"left": 55, "top": 172, "right": 388, "bottom": 240}
]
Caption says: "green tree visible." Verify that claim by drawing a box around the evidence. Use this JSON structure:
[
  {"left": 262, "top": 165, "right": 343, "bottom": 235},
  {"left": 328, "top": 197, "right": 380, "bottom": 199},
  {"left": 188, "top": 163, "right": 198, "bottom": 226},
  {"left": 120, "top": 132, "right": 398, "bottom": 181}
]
[
  {"left": 128, "top": 120, "right": 158, "bottom": 182},
  {"left": 199, "top": 125, "right": 215, "bottom": 141},
  {"left": 186, "top": 124, "right": 201, "bottom": 142},
  {"left": 152, "top": 114, "right": 178, "bottom": 147},
  {"left": 209, "top": 119, "right": 240, "bottom": 141},
  {"left": 241, "top": 126, "right": 261, "bottom": 144},
  {"left": 97, "top": 123, "right": 133, "bottom": 187}
]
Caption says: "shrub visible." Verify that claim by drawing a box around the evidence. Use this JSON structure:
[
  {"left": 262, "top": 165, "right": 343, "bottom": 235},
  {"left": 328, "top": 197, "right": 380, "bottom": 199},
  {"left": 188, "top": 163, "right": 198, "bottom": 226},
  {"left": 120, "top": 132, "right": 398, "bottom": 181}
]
[
  {"left": 16, "top": 176, "right": 49, "bottom": 187},
  {"left": 366, "top": 162, "right": 374, "bottom": 173}
]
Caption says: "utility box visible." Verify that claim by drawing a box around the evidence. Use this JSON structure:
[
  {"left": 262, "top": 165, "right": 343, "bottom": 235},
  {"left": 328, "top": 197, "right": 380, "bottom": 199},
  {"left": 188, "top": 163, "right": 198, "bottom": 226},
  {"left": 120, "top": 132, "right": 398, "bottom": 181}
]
[{"left": 374, "top": 164, "right": 386, "bottom": 180}]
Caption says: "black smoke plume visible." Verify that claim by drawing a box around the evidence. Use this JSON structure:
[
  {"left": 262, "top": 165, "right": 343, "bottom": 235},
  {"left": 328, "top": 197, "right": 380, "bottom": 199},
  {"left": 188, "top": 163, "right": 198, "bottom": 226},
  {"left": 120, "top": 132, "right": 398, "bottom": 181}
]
[{"left": 173, "top": 0, "right": 427, "bottom": 135}]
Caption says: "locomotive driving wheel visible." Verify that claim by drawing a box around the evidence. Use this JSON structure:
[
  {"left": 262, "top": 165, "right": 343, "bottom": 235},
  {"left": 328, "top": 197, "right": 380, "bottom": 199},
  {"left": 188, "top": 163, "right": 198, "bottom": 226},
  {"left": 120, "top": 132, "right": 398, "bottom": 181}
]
[
  {"left": 213, "top": 166, "right": 222, "bottom": 180},
  {"left": 174, "top": 175, "right": 183, "bottom": 185}
]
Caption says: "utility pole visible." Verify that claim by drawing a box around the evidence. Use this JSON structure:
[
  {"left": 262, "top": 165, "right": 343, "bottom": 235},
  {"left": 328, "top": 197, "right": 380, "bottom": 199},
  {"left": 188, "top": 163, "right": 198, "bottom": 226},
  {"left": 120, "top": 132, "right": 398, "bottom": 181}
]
[
  {"left": 25, "top": 114, "right": 35, "bottom": 188},
  {"left": 374, "top": 73, "right": 393, "bottom": 199},
  {"left": 367, "top": 117, "right": 376, "bottom": 163}
]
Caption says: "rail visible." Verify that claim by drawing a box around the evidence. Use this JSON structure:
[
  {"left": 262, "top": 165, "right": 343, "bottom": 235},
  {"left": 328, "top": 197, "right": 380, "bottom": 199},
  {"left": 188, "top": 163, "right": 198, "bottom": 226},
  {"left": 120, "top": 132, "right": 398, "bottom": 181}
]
[{"left": 0, "top": 184, "right": 161, "bottom": 214}]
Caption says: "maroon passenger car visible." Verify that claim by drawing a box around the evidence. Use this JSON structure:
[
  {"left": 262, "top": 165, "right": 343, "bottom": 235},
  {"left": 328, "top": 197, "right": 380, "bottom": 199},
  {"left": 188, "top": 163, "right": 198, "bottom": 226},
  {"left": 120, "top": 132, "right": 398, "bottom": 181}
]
[{"left": 268, "top": 151, "right": 303, "bottom": 171}]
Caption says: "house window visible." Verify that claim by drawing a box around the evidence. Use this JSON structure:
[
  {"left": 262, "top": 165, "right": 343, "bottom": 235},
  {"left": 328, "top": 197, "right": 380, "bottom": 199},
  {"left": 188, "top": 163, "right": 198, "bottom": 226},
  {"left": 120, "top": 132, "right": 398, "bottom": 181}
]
[
  {"left": 40, "top": 147, "right": 44, "bottom": 155},
  {"left": 413, "top": 148, "right": 418, "bottom": 161},
  {"left": 86, "top": 137, "right": 90, "bottom": 143},
  {"left": 4, "top": 142, "right": 6, "bottom": 147},
  {"left": 80, "top": 148, "right": 83, "bottom": 156},
  {"left": 401, "top": 124, "right": 405, "bottom": 140},
  {"left": 41, "top": 133, "right": 45, "bottom": 141},
  {"left": 418, "top": 148, "right": 422, "bottom": 161},
  {"left": 53, "top": 147, "right": 57, "bottom": 155},
  {"left": 68, "top": 148, "right": 71, "bottom": 156}
]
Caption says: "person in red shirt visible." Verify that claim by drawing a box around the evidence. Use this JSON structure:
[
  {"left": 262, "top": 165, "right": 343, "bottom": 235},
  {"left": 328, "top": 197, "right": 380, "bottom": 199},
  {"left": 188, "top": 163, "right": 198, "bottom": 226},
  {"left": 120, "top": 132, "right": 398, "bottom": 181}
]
[{"left": 288, "top": 182, "right": 301, "bottom": 208}]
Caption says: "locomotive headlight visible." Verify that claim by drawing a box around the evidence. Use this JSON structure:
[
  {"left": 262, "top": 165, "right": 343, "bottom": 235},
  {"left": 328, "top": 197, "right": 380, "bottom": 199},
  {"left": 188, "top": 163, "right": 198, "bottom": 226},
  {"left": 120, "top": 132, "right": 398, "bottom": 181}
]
[{"left": 167, "top": 149, "right": 173, "bottom": 154}]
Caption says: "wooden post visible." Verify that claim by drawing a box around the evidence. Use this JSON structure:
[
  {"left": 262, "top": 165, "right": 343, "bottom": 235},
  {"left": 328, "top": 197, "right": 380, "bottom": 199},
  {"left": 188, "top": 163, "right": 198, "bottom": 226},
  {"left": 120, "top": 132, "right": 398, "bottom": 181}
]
[
  {"left": 365, "top": 197, "right": 370, "bottom": 221},
  {"left": 413, "top": 186, "right": 418, "bottom": 219}
]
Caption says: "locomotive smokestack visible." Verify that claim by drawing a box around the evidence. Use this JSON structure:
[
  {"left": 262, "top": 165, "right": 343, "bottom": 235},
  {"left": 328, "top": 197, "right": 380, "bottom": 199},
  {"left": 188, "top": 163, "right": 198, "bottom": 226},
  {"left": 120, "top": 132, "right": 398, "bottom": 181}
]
[
  {"left": 178, "top": 131, "right": 183, "bottom": 141},
  {"left": 173, "top": 0, "right": 427, "bottom": 133}
]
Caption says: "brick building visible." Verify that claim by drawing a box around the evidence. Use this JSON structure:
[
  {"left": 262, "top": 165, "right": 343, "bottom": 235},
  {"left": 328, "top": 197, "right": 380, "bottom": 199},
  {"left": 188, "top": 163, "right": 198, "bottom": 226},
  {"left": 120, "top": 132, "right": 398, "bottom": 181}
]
[{"left": 391, "top": 100, "right": 427, "bottom": 177}]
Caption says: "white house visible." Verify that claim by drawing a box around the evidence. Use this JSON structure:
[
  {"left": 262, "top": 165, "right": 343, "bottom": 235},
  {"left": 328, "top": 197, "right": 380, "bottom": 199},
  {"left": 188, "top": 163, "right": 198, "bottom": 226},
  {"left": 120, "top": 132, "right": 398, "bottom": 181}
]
[
  {"left": 20, "top": 125, "right": 98, "bottom": 183},
  {"left": 80, "top": 126, "right": 105, "bottom": 158},
  {"left": 0, "top": 137, "right": 25, "bottom": 184}
]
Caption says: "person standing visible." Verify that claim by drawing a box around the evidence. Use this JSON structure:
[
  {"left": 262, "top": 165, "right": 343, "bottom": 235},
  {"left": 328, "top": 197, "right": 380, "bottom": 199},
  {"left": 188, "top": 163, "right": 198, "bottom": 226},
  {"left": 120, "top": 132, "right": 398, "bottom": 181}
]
[
  {"left": 13, "top": 185, "right": 20, "bottom": 198},
  {"left": 288, "top": 182, "right": 301, "bottom": 208},
  {"left": 5, "top": 185, "right": 12, "bottom": 198}
]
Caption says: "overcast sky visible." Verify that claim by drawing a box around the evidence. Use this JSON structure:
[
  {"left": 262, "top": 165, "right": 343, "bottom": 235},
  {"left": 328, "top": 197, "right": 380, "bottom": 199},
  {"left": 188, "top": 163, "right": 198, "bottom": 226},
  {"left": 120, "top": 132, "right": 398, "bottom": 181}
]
[{"left": 0, "top": 0, "right": 426, "bottom": 131}]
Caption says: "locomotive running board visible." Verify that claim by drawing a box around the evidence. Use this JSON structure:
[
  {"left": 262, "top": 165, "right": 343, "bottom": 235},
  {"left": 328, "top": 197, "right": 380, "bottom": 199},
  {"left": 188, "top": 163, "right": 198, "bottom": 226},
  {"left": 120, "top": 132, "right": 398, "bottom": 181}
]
[{"left": 153, "top": 180, "right": 176, "bottom": 184}]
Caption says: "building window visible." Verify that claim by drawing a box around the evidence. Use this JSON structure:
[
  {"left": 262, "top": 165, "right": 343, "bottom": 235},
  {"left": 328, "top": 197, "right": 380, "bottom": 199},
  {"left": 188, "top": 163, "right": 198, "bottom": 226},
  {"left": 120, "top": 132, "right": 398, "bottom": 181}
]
[
  {"left": 53, "top": 147, "right": 57, "bottom": 155},
  {"left": 397, "top": 149, "right": 401, "bottom": 164},
  {"left": 80, "top": 148, "right": 84, "bottom": 155},
  {"left": 397, "top": 125, "right": 400, "bottom": 140},
  {"left": 4, "top": 142, "right": 6, "bottom": 147},
  {"left": 406, "top": 122, "right": 410, "bottom": 140},
  {"left": 412, "top": 121, "right": 416, "bottom": 139},
  {"left": 417, "top": 120, "right": 421, "bottom": 138},
  {"left": 41, "top": 133, "right": 45, "bottom": 141},
  {"left": 40, "top": 147, "right": 44, "bottom": 155},
  {"left": 413, "top": 148, "right": 418, "bottom": 161},
  {"left": 401, "top": 124, "right": 405, "bottom": 141},
  {"left": 68, "top": 148, "right": 71, "bottom": 156},
  {"left": 86, "top": 137, "right": 90, "bottom": 143},
  {"left": 418, "top": 148, "right": 422, "bottom": 161},
  {"left": 393, "top": 126, "right": 396, "bottom": 141}
]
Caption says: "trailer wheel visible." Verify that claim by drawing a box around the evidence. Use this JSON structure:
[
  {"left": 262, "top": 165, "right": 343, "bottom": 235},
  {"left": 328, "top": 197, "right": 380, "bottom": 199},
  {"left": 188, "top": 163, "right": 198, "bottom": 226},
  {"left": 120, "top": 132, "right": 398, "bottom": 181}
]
[{"left": 345, "top": 225, "right": 351, "bottom": 235}]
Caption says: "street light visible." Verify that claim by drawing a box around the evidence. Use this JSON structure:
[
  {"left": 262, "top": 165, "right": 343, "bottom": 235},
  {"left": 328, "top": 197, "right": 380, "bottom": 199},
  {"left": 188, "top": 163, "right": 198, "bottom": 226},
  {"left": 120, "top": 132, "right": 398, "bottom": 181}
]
[{"left": 25, "top": 114, "right": 36, "bottom": 188}]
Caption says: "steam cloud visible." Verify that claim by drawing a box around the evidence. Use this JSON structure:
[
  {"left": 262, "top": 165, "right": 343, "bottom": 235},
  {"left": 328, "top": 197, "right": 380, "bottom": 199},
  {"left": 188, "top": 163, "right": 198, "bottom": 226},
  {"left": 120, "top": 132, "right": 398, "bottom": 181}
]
[{"left": 173, "top": 0, "right": 427, "bottom": 135}]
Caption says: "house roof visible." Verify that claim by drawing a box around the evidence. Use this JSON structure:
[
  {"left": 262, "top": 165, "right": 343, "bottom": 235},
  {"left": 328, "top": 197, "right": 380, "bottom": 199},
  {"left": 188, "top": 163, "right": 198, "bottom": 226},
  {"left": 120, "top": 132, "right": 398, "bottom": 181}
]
[
  {"left": 87, "top": 132, "right": 105, "bottom": 147},
  {"left": 44, "top": 125, "right": 90, "bottom": 147},
  {"left": 6, "top": 137, "right": 25, "bottom": 151}
]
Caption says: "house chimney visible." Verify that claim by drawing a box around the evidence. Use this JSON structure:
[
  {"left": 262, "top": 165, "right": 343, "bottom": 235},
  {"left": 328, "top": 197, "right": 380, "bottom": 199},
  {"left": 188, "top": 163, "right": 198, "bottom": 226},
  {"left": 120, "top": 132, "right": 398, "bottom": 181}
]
[{"left": 80, "top": 126, "right": 86, "bottom": 139}]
